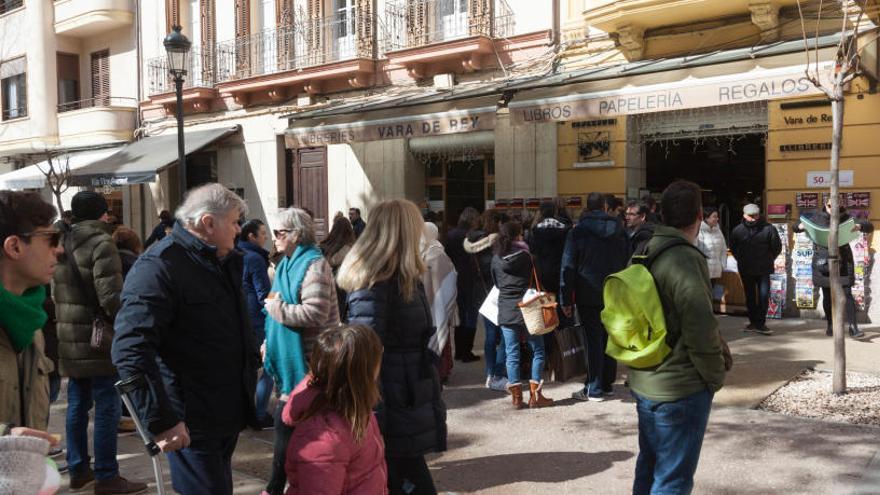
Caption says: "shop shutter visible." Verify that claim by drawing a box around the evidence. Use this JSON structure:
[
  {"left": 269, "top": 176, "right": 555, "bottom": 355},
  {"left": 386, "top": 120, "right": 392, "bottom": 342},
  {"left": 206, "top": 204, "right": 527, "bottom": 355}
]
[
  {"left": 200, "top": 0, "right": 216, "bottom": 82},
  {"left": 637, "top": 102, "right": 769, "bottom": 141},
  {"left": 235, "top": 0, "right": 251, "bottom": 76},
  {"left": 90, "top": 50, "right": 110, "bottom": 105},
  {"left": 166, "top": 0, "right": 180, "bottom": 33},
  {"left": 295, "top": 147, "right": 329, "bottom": 240}
]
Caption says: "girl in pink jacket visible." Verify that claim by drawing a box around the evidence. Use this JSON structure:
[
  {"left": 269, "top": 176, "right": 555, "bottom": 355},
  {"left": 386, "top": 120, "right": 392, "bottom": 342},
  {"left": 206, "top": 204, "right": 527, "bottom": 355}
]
[{"left": 282, "top": 325, "right": 388, "bottom": 495}]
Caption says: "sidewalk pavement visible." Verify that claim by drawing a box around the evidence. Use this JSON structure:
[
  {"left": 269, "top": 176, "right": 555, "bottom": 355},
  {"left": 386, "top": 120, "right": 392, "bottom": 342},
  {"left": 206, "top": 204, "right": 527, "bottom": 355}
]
[{"left": 51, "top": 315, "right": 880, "bottom": 494}]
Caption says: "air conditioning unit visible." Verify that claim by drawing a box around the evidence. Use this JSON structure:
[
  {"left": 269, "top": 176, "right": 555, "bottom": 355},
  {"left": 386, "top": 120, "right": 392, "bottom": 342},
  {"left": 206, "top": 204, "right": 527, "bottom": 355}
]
[{"left": 433, "top": 73, "right": 455, "bottom": 91}]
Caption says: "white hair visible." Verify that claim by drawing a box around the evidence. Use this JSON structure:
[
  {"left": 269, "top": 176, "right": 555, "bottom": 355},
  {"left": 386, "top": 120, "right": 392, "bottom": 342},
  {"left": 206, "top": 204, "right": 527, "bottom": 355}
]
[
  {"left": 175, "top": 183, "right": 247, "bottom": 227},
  {"left": 273, "top": 207, "right": 315, "bottom": 245}
]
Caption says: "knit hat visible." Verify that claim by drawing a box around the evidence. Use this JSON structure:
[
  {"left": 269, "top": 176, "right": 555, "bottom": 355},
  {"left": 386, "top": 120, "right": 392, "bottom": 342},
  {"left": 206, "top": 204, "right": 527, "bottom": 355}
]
[
  {"left": 0, "top": 436, "right": 49, "bottom": 494},
  {"left": 71, "top": 191, "right": 109, "bottom": 222},
  {"left": 743, "top": 204, "right": 760, "bottom": 217}
]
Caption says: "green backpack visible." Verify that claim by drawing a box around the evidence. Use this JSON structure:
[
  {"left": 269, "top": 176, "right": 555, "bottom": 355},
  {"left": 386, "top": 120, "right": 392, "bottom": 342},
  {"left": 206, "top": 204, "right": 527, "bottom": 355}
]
[{"left": 601, "top": 239, "right": 699, "bottom": 369}]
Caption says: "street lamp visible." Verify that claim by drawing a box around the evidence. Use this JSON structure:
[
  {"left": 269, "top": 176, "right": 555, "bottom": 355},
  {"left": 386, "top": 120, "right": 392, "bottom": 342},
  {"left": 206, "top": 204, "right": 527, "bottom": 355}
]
[{"left": 163, "top": 25, "right": 191, "bottom": 203}]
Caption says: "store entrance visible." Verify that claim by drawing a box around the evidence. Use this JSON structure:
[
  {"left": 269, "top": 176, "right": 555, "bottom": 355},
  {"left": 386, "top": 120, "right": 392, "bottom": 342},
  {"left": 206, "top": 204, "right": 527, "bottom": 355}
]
[
  {"left": 425, "top": 155, "right": 494, "bottom": 230},
  {"left": 645, "top": 134, "right": 765, "bottom": 238}
]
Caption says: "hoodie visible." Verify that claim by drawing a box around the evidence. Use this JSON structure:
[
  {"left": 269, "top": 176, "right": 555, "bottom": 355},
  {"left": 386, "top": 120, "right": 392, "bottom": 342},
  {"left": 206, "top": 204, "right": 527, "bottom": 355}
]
[{"left": 560, "top": 211, "right": 628, "bottom": 307}]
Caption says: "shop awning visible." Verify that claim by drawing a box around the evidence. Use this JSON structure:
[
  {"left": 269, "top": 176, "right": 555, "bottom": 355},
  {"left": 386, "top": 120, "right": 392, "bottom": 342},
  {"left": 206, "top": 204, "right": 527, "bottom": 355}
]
[
  {"left": 70, "top": 125, "right": 241, "bottom": 186},
  {"left": 0, "top": 148, "right": 122, "bottom": 190}
]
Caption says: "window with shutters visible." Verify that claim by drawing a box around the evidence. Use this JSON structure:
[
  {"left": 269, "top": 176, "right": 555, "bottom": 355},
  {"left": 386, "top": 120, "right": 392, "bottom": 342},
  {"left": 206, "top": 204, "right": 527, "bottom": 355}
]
[
  {"left": 234, "top": 0, "right": 251, "bottom": 76},
  {"left": 0, "top": 0, "right": 24, "bottom": 15},
  {"left": 57, "top": 53, "right": 80, "bottom": 112},
  {"left": 166, "top": 0, "right": 181, "bottom": 33},
  {"left": 1, "top": 57, "right": 26, "bottom": 121},
  {"left": 200, "top": 0, "right": 216, "bottom": 83},
  {"left": 90, "top": 50, "right": 110, "bottom": 106}
]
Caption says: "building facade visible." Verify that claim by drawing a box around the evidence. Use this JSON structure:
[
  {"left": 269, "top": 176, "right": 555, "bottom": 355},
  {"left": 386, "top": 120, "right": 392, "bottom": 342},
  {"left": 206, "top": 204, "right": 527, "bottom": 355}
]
[{"left": 0, "top": 0, "right": 138, "bottom": 216}]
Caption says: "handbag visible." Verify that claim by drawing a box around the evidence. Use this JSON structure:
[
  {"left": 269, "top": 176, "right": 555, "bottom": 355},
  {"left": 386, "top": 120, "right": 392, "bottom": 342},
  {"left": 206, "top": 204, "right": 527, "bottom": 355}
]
[
  {"left": 547, "top": 311, "right": 588, "bottom": 382},
  {"left": 517, "top": 264, "right": 559, "bottom": 336},
  {"left": 64, "top": 237, "right": 114, "bottom": 352}
]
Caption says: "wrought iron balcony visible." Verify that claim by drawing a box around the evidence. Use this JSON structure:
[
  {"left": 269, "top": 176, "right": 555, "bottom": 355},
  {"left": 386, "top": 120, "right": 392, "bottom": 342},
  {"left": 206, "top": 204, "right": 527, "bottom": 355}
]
[
  {"left": 146, "top": 44, "right": 217, "bottom": 96},
  {"left": 57, "top": 96, "right": 137, "bottom": 113},
  {"left": 383, "top": 0, "right": 514, "bottom": 53},
  {"left": 215, "top": 9, "right": 376, "bottom": 83}
]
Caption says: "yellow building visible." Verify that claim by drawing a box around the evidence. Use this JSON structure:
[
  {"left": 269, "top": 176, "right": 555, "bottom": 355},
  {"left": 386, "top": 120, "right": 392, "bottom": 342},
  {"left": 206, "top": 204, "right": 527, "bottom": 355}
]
[{"left": 534, "top": 0, "right": 880, "bottom": 319}]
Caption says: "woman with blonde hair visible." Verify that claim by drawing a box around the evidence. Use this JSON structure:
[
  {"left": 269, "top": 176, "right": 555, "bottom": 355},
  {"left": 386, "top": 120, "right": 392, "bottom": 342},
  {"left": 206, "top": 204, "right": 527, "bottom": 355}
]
[{"left": 338, "top": 199, "right": 447, "bottom": 495}]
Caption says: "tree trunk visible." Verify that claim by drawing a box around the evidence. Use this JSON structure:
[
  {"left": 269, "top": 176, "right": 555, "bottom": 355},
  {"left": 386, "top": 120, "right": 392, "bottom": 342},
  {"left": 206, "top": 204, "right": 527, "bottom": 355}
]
[
  {"left": 829, "top": 85, "right": 846, "bottom": 395},
  {"left": 53, "top": 190, "right": 64, "bottom": 215}
]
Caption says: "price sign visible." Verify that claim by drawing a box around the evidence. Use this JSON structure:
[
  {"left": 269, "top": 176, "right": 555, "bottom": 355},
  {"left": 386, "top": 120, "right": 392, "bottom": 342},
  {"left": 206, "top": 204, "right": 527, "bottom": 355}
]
[{"left": 806, "top": 170, "right": 854, "bottom": 188}]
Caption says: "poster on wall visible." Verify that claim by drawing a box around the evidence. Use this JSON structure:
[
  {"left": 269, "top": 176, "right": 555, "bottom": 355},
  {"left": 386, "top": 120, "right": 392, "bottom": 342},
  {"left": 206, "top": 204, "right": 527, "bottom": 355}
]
[
  {"left": 767, "top": 223, "right": 789, "bottom": 319},
  {"left": 851, "top": 233, "right": 870, "bottom": 311},
  {"left": 793, "top": 231, "right": 816, "bottom": 309}
]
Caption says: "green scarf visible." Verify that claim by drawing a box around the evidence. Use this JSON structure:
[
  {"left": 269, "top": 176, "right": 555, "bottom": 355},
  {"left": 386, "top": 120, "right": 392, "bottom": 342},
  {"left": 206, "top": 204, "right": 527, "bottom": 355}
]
[{"left": 0, "top": 284, "right": 48, "bottom": 352}]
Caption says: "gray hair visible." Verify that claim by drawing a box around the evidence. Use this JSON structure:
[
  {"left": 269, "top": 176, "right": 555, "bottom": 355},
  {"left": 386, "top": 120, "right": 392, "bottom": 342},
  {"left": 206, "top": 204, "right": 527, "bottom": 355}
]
[
  {"left": 175, "top": 183, "right": 248, "bottom": 227},
  {"left": 274, "top": 207, "right": 315, "bottom": 245}
]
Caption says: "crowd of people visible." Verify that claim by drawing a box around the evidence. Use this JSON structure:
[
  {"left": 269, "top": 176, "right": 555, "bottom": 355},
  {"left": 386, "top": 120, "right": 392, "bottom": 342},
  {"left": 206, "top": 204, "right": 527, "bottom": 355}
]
[{"left": 0, "top": 179, "right": 870, "bottom": 495}]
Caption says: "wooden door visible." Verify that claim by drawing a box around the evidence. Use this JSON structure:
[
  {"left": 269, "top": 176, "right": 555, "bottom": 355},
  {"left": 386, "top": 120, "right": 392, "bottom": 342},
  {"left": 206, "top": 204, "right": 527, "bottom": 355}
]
[{"left": 294, "top": 147, "right": 329, "bottom": 240}]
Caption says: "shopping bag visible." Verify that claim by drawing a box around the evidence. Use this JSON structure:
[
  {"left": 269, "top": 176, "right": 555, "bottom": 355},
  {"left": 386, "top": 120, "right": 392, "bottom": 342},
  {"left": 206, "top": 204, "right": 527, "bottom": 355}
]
[
  {"left": 547, "top": 317, "right": 588, "bottom": 382},
  {"left": 478, "top": 286, "right": 500, "bottom": 326}
]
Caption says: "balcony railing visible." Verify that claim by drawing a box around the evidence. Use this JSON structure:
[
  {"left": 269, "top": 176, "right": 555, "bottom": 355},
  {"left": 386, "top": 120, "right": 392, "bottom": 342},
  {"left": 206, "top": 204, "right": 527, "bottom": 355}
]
[
  {"left": 383, "top": 0, "right": 514, "bottom": 52},
  {"left": 146, "top": 44, "right": 216, "bottom": 95},
  {"left": 58, "top": 96, "right": 138, "bottom": 113},
  {"left": 216, "top": 9, "right": 375, "bottom": 83}
]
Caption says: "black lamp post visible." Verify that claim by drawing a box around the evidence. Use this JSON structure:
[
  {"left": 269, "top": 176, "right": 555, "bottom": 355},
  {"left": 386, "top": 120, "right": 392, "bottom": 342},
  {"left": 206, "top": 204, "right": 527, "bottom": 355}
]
[{"left": 163, "top": 25, "right": 192, "bottom": 203}]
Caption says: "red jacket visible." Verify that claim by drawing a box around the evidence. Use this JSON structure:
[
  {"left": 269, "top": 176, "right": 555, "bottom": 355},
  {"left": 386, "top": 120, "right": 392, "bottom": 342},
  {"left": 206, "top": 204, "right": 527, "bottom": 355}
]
[{"left": 283, "top": 377, "right": 388, "bottom": 495}]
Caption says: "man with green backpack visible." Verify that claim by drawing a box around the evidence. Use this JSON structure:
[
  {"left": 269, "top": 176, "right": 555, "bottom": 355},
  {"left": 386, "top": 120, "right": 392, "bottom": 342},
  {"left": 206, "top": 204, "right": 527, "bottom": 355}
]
[{"left": 603, "top": 180, "right": 729, "bottom": 495}]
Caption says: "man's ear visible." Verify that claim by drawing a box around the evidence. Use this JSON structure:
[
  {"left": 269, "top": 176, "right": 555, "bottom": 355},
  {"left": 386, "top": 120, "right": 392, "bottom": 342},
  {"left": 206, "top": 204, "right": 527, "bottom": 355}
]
[
  {"left": 2, "top": 236, "right": 23, "bottom": 260},
  {"left": 201, "top": 214, "right": 215, "bottom": 232}
]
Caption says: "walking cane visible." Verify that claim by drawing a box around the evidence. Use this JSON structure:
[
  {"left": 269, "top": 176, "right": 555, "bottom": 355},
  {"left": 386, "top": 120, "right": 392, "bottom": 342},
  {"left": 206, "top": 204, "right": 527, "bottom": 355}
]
[{"left": 115, "top": 375, "right": 167, "bottom": 495}]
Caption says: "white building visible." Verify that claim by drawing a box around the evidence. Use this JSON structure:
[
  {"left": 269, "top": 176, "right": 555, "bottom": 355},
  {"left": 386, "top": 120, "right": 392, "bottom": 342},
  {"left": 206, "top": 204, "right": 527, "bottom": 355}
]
[{"left": 0, "top": 0, "right": 138, "bottom": 217}]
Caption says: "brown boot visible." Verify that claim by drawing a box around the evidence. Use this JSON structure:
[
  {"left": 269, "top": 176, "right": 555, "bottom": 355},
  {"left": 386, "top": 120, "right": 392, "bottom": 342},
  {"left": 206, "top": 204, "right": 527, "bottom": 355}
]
[
  {"left": 528, "top": 380, "right": 554, "bottom": 408},
  {"left": 508, "top": 383, "right": 525, "bottom": 410}
]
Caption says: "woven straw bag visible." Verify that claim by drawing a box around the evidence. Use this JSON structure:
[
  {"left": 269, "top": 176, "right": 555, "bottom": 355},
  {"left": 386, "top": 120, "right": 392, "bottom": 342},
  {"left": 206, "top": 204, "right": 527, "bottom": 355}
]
[{"left": 518, "top": 265, "right": 559, "bottom": 335}]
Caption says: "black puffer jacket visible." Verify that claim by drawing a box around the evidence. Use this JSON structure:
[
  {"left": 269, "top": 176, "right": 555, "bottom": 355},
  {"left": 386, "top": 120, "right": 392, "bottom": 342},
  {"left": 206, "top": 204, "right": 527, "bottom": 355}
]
[
  {"left": 730, "top": 219, "right": 782, "bottom": 276},
  {"left": 491, "top": 247, "right": 533, "bottom": 327},
  {"left": 794, "top": 210, "right": 874, "bottom": 288},
  {"left": 112, "top": 223, "right": 258, "bottom": 438},
  {"left": 528, "top": 218, "right": 570, "bottom": 294},
  {"left": 346, "top": 279, "right": 447, "bottom": 458},
  {"left": 560, "top": 211, "right": 628, "bottom": 308},
  {"left": 463, "top": 230, "right": 497, "bottom": 304}
]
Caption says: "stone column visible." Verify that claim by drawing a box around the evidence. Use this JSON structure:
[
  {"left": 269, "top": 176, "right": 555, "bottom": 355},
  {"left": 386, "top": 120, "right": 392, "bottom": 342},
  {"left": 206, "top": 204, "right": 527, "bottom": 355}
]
[{"left": 26, "top": 0, "right": 58, "bottom": 146}]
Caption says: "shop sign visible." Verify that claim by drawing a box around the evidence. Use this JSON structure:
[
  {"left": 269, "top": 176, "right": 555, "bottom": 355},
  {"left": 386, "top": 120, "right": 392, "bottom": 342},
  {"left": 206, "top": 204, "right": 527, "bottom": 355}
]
[
  {"left": 783, "top": 113, "right": 833, "bottom": 125},
  {"left": 796, "top": 192, "right": 819, "bottom": 208},
  {"left": 820, "top": 192, "right": 871, "bottom": 208},
  {"left": 565, "top": 196, "right": 583, "bottom": 207},
  {"left": 577, "top": 130, "right": 611, "bottom": 162},
  {"left": 780, "top": 143, "right": 832, "bottom": 152},
  {"left": 285, "top": 109, "right": 496, "bottom": 147},
  {"left": 806, "top": 171, "right": 854, "bottom": 188},
  {"left": 509, "top": 64, "right": 830, "bottom": 125},
  {"left": 767, "top": 204, "right": 790, "bottom": 219}
]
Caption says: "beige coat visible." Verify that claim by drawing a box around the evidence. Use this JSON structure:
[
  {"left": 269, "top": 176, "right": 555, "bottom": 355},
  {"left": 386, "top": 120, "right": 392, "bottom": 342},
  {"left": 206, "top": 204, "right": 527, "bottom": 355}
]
[{"left": 0, "top": 327, "right": 52, "bottom": 429}]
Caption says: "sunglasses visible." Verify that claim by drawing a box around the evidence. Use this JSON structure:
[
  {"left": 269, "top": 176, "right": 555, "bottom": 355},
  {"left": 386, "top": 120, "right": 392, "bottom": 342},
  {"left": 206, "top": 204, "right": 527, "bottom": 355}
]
[
  {"left": 18, "top": 230, "right": 61, "bottom": 248},
  {"left": 273, "top": 229, "right": 292, "bottom": 238}
]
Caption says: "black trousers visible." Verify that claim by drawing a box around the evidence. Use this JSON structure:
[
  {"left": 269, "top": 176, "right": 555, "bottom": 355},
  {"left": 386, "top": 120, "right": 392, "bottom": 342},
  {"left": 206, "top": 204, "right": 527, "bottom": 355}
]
[
  {"left": 265, "top": 400, "right": 293, "bottom": 495},
  {"left": 387, "top": 455, "right": 437, "bottom": 495},
  {"left": 167, "top": 434, "right": 238, "bottom": 495},
  {"left": 740, "top": 274, "right": 770, "bottom": 326},
  {"left": 821, "top": 286, "right": 858, "bottom": 327}
]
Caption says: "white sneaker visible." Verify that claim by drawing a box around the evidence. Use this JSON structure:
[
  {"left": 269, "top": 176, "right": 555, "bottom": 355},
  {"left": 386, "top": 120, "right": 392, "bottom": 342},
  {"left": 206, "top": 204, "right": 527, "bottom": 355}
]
[{"left": 488, "top": 376, "right": 509, "bottom": 392}]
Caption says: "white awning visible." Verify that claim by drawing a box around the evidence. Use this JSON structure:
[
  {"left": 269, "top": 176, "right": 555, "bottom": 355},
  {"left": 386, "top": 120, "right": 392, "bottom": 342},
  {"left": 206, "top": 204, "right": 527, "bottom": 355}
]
[{"left": 0, "top": 148, "right": 122, "bottom": 190}]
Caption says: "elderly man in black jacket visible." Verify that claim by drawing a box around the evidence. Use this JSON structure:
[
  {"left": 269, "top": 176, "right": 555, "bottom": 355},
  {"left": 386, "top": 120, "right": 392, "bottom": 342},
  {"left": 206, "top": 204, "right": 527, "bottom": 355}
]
[
  {"left": 730, "top": 204, "right": 782, "bottom": 335},
  {"left": 112, "top": 184, "right": 258, "bottom": 495}
]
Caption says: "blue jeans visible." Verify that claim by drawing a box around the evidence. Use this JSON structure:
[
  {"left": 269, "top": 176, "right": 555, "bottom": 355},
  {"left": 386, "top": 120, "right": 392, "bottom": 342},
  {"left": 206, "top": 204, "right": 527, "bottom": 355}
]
[
  {"left": 741, "top": 274, "right": 770, "bottom": 326},
  {"left": 66, "top": 375, "right": 122, "bottom": 480},
  {"left": 579, "top": 306, "right": 617, "bottom": 397},
  {"left": 633, "top": 389, "right": 714, "bottom": 495},
  {"left": 255, "top": 370, "right": 275, "bottom": 422},
  {"left": 501, "top": 325, "right": 546, "bottom": 384},
  {"left": 168, "top": 434, "right": 239, "bottom": 495},
  {"left": 483, "top": 317, "right": 506, "bottom": 378}
]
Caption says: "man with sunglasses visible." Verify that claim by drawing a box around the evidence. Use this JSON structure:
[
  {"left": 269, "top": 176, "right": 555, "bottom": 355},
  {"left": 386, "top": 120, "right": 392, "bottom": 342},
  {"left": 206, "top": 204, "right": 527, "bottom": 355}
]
[
  {"left": 53, "top": 191, "right": 145, "bottom": 494},
  {"left": 0, "top": 191, "right": 63, "bottom": 445}
]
